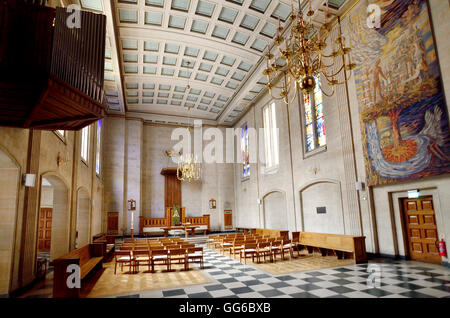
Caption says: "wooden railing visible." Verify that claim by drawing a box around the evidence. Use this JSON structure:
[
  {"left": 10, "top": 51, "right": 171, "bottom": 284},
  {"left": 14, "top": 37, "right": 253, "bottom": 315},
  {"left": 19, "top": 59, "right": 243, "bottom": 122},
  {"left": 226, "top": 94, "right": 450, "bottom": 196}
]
[{"left": 183, "top": 215, "right": 210, "bottom": 229}]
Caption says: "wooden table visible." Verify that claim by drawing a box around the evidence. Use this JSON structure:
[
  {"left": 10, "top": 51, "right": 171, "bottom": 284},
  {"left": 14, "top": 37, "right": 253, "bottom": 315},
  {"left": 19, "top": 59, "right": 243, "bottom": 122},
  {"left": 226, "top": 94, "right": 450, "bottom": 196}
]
[{"left": 161, "top": 225, "right": 198, "bottom": 238}]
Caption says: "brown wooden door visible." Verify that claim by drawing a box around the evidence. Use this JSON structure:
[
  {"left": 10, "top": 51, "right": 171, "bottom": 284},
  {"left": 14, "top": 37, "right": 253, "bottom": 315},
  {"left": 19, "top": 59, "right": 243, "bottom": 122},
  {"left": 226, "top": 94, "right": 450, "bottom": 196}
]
[
  {"left": 224, "top": 210, "right": 233, "bottom": 230},
  {"left": 38, "top": 208, "right": 52, "bottom": 252},
  {"left": 107, "top": 212, "right": 119, "bottom": 235},
  {"left": 402, "top": 197, "right": 441, "bottom": 264},
  {"left": 164, "top": 174, "right": 181, "bottom": 211}
]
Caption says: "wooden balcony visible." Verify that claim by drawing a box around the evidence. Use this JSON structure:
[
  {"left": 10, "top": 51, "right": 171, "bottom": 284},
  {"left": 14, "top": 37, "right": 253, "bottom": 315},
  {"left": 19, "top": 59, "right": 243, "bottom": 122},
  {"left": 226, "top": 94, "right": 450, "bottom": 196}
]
[{"left": 0, "top": 0, "right": 106, "bottom": 130}]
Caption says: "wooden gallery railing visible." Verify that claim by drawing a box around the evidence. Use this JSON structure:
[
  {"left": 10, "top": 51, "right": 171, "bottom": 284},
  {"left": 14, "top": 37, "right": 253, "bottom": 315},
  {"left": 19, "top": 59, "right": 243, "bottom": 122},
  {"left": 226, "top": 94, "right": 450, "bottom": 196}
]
[{"left": 0, "top": 0, "right": 106, "bottom": 130}]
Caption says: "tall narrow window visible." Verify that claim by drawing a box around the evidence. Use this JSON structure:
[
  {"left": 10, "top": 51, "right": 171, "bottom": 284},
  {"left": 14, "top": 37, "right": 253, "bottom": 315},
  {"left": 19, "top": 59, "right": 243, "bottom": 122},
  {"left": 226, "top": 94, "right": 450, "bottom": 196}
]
[
  {"left": 95, "top": 120, "right": 102, "bottom": 175},
  {"left": 263, "top": 102, "right": 279, "bottom": 169},
  {"left": 80, "top": 126, "right": 89, "bottom": 162},
  {"left": 302, "top": 75, "right": 326, "bottom": 153},
  {"left": 241, "top": 123, "right": 250, "bottom": 179}
]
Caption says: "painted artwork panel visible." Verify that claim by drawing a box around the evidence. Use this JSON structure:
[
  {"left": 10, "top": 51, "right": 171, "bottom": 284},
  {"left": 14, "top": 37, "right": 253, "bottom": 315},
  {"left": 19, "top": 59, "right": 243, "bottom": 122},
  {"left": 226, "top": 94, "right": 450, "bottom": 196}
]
[{"left": 346, "top": 0, "right": 450, "bottom": 186}]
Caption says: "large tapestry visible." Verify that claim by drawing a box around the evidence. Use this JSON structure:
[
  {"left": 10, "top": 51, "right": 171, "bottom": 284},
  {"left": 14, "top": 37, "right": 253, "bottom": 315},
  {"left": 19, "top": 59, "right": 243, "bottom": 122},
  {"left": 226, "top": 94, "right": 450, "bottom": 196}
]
[{"left": 346, "top": 0, "right": 450, "bottom": 185}]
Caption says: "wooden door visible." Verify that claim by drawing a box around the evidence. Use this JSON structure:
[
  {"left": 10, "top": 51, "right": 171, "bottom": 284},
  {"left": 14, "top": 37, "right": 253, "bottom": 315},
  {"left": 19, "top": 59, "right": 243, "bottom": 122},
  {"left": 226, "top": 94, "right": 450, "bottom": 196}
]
[
  {"left": 224, "top": 210, "right": 233, "bottom": 230},
  {"left": 107, "top": 212, "right": 119, "bottom": 235},
  {"left": 161, "top": 168, "right": 181, "bottom": 212},
  {"left": 402, "top": 197, "right": 441, "bottom": 264},
  {"left": 38, "top": 208, "right": 52, "bottom": 252}
]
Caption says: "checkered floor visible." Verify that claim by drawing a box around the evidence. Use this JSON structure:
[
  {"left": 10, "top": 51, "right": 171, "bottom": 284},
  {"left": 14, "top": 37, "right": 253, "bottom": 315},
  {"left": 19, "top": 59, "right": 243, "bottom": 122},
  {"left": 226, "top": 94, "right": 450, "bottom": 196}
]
[{"left": 114, "top": 246, "right": 450, "bottom": 299}]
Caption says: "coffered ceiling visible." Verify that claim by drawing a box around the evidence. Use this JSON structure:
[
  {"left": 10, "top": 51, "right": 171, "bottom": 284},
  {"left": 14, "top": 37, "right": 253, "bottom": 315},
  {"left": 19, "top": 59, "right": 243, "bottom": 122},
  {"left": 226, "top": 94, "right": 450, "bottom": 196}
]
[{"left": 77, "top": 0, "right": 352, "bottom": 126}]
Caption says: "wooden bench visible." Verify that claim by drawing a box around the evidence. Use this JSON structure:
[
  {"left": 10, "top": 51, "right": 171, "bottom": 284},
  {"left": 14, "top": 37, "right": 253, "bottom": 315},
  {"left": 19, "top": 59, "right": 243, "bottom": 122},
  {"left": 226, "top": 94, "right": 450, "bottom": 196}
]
[
  {"left": 254, "top": 229, "right": 289, "bottom": 241},
  {"left": 294, "top": 232, "right": 367, "bottom": 263},
  {"left": 53, "top": 243, "right": 104, "bottom": 298},
  {"left": 93, "top": 233, "right": 116, "bottom": 259}
]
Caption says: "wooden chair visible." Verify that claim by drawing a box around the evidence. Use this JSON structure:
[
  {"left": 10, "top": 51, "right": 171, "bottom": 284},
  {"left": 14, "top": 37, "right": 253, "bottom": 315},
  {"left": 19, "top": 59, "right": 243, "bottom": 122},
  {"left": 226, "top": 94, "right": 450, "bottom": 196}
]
[
  {"left": 134, "top": 249, "right": 151, "bottom": 272},
  {"left": 230, "top": 240, "right": 245, "bottom": 259},
  {"left": 114, "top": 250, "right": 134, "bottom": 274},
  {"left": 271, "top": 240, "right": 283, "bottom": 262},
  {"left": 187, "top": 247, "right": 204, "bottom": 269},
  {"left": 239, "top": 243, "right": 257, "bottom": 264},
  {"left": 124, "top": 238, "right": 135, "bottom": 243},
  {"left": 120, "top": 245, "right": 133, "bottom": 251},
  {"left": 168, "top": 248, "right": 188, "bottom": 271},
  {"left": 165, "top": 244, "right": 180, "bottom": 250},
  {"left": 180, "top": 243, "right": 195, "bottom": 249},
  {"left": 255, "top": 242, "right": 272, "bottom": 263},
  {"left": 220, "top": 238, "right": 234, "bottom": 254},
  {"left": 150, "top": 249, "right": 169, "bottom": 272},
  {"left": 281, "top": 239, "right": 293, "bottom": 260},
  {"left": 206, "top": 235, "right": 219, "bottom": 248}
]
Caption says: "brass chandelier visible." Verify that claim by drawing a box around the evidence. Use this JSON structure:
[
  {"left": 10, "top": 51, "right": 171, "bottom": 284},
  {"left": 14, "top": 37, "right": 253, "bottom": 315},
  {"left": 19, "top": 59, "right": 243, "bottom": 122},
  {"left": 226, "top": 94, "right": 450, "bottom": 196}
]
[
  {"left": 264, "top": 0, "right": 356, "bottom": 104},
  {"left": 176, "top": 153, "right": 202, "bottom": 182},
  {"left": 176, "top": 105, "right": 202, "bottom": 182}
]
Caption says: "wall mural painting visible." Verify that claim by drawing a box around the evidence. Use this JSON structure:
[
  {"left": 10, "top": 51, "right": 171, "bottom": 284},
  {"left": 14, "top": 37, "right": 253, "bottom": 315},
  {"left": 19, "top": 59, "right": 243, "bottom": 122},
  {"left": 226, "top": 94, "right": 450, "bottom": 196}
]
[{"left": 347, "top": 0, "right": 450, "bottom": 186}]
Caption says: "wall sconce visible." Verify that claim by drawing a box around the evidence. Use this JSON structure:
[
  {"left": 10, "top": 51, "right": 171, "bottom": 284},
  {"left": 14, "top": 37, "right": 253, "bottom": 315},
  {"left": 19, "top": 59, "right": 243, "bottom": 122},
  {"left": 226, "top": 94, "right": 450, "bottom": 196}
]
[
  {"left": 56, "top": 152, "right": 69, "bottom": 167},
  {"left": 209, "top": 199, "right": 216, "bottom": 209}
]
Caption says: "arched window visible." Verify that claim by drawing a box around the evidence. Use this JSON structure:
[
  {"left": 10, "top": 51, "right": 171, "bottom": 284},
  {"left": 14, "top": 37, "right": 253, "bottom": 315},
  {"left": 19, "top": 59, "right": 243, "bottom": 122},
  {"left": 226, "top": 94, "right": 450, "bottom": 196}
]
[{"left": 302, "top": 75, "right": 326, "bottom": 154}]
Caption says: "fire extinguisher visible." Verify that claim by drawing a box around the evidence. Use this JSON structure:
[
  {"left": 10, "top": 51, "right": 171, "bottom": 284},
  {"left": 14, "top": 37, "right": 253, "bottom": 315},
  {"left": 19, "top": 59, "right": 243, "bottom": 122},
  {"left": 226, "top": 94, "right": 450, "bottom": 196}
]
[{"left": 438, "top": 236, "right": 447, "bottom": 258}]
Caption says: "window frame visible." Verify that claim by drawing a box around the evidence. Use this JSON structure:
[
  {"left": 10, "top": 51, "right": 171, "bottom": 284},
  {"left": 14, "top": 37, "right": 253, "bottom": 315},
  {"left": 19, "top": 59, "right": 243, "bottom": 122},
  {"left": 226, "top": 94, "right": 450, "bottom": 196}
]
[
  {"left": 262, "top": 101, "right": 279, "bottom": 173},
  {"left": 300, "top": 78, "right": 327, "bottom": 159},
  {"left": 80, "top": 126, "right": 90, "bottom": 165}
]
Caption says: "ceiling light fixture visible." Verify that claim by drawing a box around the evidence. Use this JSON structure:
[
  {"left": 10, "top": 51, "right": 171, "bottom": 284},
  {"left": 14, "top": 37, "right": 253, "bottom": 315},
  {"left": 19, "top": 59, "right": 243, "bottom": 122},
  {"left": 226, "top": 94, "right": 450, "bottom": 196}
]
[{"left": 264, "top": 0, "right": 356, "bottom": 104}]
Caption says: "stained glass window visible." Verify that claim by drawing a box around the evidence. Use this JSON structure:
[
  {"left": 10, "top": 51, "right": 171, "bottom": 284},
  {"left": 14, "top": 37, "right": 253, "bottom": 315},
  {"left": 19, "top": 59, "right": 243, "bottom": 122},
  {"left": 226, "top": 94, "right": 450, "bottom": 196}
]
[
  {"left": 241, "top": 123, "right": 250, "bottom": 179},
  {"left": 263, "top": 102, "right": 279, "bottom": 169},
  {"left": 95, "top": 120, "right": 102, "bottom": 175},
  {"left": 302, "top": 75, "right": 326, "bottom": 153}
]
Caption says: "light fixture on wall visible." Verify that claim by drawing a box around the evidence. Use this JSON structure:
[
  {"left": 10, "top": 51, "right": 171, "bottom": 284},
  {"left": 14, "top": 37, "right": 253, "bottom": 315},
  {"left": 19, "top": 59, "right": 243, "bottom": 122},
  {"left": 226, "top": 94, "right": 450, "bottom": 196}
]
[
  {"left": 22, "top": 173, "right": 36, "bottom": 187},
  {"left": 264, "top": 0, "right": 355, "bottom": 104},
  {"left": 56, "top": 151, "right": 69, "bottom": 167}
]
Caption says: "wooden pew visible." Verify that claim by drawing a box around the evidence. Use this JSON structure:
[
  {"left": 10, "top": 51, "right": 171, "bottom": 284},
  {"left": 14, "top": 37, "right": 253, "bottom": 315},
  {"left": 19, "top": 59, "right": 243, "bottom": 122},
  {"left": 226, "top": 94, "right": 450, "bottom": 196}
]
[
  {"left": 92, "top": 233, "right": 116, "bottom": 259},
  {"left": 53, "top": 243, "right": 104, "bottom": 298},
  {"left": 296, "top": 232, "right": 367, "bottom": 263},
  {"left": 254, "top": 229, "right": 289, "bottom": 241}
]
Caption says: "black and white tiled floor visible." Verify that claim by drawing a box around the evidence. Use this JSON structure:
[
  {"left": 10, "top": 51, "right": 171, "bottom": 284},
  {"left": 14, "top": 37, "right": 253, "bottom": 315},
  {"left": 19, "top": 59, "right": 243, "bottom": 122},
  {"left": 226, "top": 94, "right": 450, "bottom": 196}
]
[{"left": 115, "top": 245, "right": 450, "bottom": 299}]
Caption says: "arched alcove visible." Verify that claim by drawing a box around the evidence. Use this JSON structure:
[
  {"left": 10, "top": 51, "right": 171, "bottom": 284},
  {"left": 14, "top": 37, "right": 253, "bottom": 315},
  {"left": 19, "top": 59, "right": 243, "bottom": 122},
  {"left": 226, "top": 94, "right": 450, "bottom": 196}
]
[
  {"left": 262, "top": 190, "right": 288, "bottom": 230},
  {"left": 299, "top": 179, "right": 344, "bottom": 234},
  {"left": 39, "top": 174, "right": 70, "bottom": 261},
  {"left": 76, "top": 188, "right": 91, "bottom": 248},
  {"left": 0, "top": 148, "right": 20, "bottom": 295}
]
